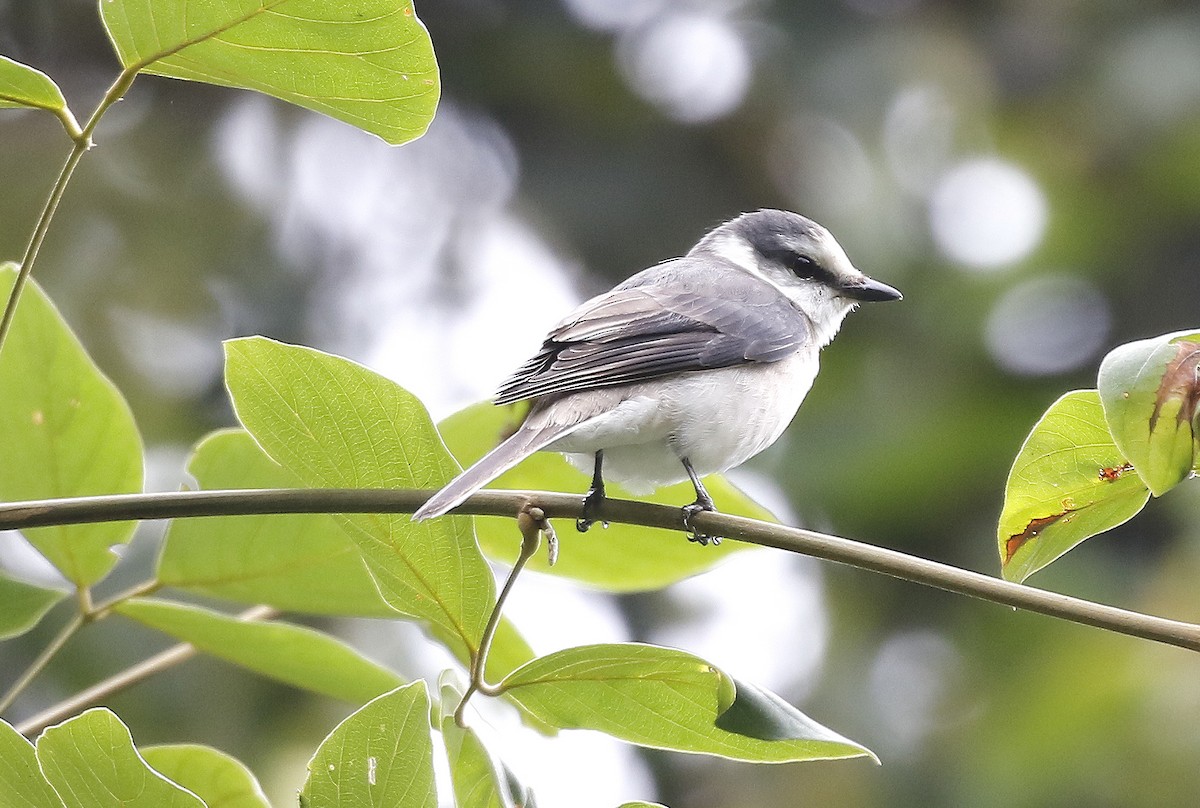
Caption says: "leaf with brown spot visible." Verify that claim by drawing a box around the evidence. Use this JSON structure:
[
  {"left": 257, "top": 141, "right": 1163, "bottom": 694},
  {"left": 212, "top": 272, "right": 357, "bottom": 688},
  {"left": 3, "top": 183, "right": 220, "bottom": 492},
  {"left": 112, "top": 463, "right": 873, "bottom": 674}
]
[
  {"left": 1098, "top": 330, "right": 1200, "bottom": 496},
  {"left": 998, "top": 391, "right": 1149, "bottom": 582},
  {"left": 1003, "top": 513, "right": 1065, "bottom": 565}
]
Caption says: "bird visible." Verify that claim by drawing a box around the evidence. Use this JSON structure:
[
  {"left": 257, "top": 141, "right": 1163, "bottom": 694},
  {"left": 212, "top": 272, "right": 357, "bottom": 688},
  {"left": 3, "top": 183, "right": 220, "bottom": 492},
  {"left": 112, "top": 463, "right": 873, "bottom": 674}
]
[{"left": 413, "top": 209, "right": 901, "bottom": 544}]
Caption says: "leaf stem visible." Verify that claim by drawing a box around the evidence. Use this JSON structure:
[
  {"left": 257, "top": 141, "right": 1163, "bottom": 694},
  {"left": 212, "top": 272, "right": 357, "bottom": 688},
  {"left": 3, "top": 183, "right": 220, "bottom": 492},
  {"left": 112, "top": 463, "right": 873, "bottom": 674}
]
[
  {"left": 454, "top": 505, "right": 546, "bottom": 726},
  {"left": 0, "top": 488, "right": 1198, "bottom": 654},
  {"left": 0, "top": 66, "right": 138, "bottom": 354}
]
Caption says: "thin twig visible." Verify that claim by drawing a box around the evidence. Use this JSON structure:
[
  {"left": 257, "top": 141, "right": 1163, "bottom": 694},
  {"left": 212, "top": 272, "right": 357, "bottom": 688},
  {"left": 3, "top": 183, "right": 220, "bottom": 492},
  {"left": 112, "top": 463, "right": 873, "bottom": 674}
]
[
  {"left": 0, "top": 488, "right": 1197, "bottom": 654},
  {"left": 14, "top": 605, "right": 277, "bottom": 738},
  {"left": 0, "top": 613, "right": 84, "bottom": 714},
  {"left": 0, "top": 67, "right": 138, "bottom": 354}
]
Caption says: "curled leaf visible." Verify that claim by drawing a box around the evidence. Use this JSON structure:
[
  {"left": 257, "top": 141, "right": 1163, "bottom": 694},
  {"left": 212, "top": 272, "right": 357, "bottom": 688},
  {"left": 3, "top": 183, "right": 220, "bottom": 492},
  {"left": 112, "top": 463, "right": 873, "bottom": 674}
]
[{"left": 1098, "top": 329, "right": 1200, "bottom": 496}]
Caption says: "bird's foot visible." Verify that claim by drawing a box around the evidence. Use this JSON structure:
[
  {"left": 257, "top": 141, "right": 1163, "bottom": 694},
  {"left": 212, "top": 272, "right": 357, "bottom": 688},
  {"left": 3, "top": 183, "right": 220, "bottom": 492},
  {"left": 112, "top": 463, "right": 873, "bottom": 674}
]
[
  {"left": 681, "top": 499, "right": 721, "bottom": 546},
  {"left": 577, "top": 486, "right": 608, "bottom": 533}
]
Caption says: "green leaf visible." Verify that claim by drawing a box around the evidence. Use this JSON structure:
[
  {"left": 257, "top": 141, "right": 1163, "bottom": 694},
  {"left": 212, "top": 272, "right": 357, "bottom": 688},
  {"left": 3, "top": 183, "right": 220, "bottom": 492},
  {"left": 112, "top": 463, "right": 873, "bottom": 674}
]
[
  {"left": 224, "top": 337, "right": 494, "bottom": 671},
  {"left": 1097, "top": 329, "right": 1200, "bottom": 496},
  {"left": 502, "top": 643, "right": 872, "bottom": 763},
  {"left": 438, "top": 402, "right": 767, "bottom": 592},
  {"left": 100, "top": 0, "right": 439, "bottom": 145},
  {"left": 159, "top": 429, "right": 399, "bottom": 617},
  {"left": 0, "top": 264, "right": 144, "bottom": 586},
  {"left": 142, "top": 744, "right": 270, "bottom": 808},
  {"left": 0, "top": 573, "right": 66, "bottom": 640},
  {"left": 618, "top": 803, "right": 669, "bottom": 808},
  {"left": 35, "top": 708, "right": 203, "bottom": 807},
  {"left": 0, "top": 56, "right": 67, "bottom": 114},
  {"left": 0, "top": 719, "right": 63, "bottom": 808},
  {"left": 439, "top": 682, "right": 532, "bottom": 808},
  {"left": 998, "top": 390, "right": 1151, "bottom": 582},
  {"left": 301, "top": 682, "right": 437, "bottom": 808},
  {"left": 115, "top": 597, "right": 403, "bottom": 703}
]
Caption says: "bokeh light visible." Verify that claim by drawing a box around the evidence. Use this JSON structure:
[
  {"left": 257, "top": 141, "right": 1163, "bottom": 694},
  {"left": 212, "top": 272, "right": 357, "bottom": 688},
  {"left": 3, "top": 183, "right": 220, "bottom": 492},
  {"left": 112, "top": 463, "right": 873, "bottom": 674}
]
[
  {"left": 768, "top": 114, "right": 876, "bottom": 220},
  {"left": 984, "top": 274, "right": 1111, "bottom": 377},
  {"left": 560, "top": 0, "right": 667, "bottom": 32},
  {"left": 929, "top": 158, "right": 1048, "bottom": 270},
  {"left": 616, "top": 11, "right": 752, "bottom": 124}
]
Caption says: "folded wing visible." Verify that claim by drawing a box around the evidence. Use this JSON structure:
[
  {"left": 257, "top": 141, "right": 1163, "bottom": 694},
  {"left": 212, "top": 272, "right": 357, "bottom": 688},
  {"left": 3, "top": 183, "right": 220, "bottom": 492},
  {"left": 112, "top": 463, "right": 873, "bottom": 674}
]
[{"left": 495, "top": 257, "right": 811, "bottom": 404}]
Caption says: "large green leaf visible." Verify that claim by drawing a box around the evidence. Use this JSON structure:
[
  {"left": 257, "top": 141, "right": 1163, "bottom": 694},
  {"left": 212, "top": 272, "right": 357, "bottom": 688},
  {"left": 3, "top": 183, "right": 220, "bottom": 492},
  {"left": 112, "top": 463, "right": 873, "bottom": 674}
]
[
  {"left": 223, "top": 337, "right": 494, "bottom": 669},
  {"left": 35, "top": 708, "right": 203, "bottom": 807},
  {"left": 142, "top": 744, "right": 270, "bottom": 808},
  {"left": 0, "top": 719, "right": 63, "bottom": 808},
  {"left": 1097, "top": 329, "right": 1200, "bottom": 496},
  {"left": 160, "top": 428, "right": 535, "bottom": 682},
  {"left": 0, "top": 264, "right": 144, "bottom": 586},
  {"left": 116, "top": 598, "right": 403, "bottom": 703},
  {"left": 502, "top": 643, "right": 872, "bottom": 763},
  {"left": 301, "top": 682, "right": 437, "bottom": 808},
  {"left": 998, "top": 390, "right": 1151, "bottom": 582},
  {"left": 437, "top": 402, "right": 768, "bottom": 592},
  {"left": 0, "top": 573, "right": 66, "bottom": 640},
  {"left": 100, "top": 0, "right": 439, "bottom": 145},
  {"left": 159, "top": 429, "right": 398, "bottom": 617}
]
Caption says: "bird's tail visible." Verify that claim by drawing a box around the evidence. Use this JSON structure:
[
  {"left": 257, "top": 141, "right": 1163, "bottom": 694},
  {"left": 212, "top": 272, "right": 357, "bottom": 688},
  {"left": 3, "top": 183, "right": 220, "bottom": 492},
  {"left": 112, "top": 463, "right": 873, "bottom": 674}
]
[{"left": 413, "top": 420, "right": 581, "bottom": 521}]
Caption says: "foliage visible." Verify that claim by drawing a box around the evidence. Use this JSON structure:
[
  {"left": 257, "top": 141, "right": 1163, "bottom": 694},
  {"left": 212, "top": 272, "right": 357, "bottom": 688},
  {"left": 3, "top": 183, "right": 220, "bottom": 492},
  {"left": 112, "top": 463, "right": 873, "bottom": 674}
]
[
  {"left": 0, "top": 8, "right": 873, "bottom": 803},
  {"left": 2, "top": 1, "right": 1198, "bottom": 806},
  {"left": 998, "top": 332, "right": 1200, "bottom": 581}
]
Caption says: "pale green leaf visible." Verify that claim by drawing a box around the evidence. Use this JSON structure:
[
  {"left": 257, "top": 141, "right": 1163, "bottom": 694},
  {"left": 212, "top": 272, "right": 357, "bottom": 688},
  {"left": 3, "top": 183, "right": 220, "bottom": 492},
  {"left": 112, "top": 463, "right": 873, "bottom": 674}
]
[
  {"left": 0, "top": 718, "right": 63, "bottom": 808},
  {"left": 617, "top": 803, "right": 669, "bottom": 808},
  {"left": 998, "top": 390, "right": 1151, "bottom": 582},
  {"left": 35, "top": 708, "right": 203, "bottom": 808},
  {"left": 223, "top": 337, "right": 494, "bottom": 669},
  {"left": 142, "top": 744, "right": 270, "bottom": 808},
  {"left": 1097, "top": 330, "right": 1200, "bottom": 496},
  {"left": 101, "top": 0, "right": 439, "bottom": 145},
  {"left": 438, "top": 402, "right": 767, "bottom": 592},
  {"left": 0, "top": 264, "right": 144, "bottom": 586},
  {"left": 301, "top": 682, "right": 437, "bottom": 808},
  {"left": 0, "top": 56, "right": 67, "bottom": 114},
  {"left": 0, "top": 574, "right": 66, "bottom": 640},
  {"left": 115, "top": 597, "right": 403, "bottom": 703},
  {"left": 502, "top": 643, "right": 872, "bottom": 763}
]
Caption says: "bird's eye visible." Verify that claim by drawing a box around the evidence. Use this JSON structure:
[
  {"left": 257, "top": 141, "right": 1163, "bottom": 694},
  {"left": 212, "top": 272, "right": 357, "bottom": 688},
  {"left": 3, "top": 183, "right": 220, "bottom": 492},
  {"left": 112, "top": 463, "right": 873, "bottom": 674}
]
[{"left": 787, "top": 254, "right": 822, "bottom": 280}]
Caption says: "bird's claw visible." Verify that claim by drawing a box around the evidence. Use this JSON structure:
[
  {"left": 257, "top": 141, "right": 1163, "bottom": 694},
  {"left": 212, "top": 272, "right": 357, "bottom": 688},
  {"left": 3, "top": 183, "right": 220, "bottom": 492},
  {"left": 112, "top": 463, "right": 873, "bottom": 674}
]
[
  {"left": 681, "top": 500, "right": 720, "bottom": 546},
  {"left": 577, "top": 487, "right": 607, "bottom": 533}
]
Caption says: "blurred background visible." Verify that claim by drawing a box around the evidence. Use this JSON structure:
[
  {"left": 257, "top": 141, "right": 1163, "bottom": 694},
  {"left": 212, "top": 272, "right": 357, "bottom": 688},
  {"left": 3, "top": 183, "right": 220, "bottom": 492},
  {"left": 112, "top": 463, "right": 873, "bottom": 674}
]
[{"left": 2, "top": 0, "right": 1200, "bottom": 805}]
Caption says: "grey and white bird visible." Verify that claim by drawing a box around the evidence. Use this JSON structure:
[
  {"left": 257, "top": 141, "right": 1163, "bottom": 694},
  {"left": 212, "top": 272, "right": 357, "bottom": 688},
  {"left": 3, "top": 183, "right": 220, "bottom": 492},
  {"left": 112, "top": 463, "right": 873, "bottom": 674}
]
[{"left": 414, "top": 209, "right": 901, "bottom": 543}]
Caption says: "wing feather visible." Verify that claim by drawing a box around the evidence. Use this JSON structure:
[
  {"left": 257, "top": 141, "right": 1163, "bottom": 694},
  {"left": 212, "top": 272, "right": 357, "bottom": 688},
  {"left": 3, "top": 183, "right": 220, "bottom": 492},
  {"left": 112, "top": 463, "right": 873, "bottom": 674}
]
[{"left": 495, "top": 255, "right": 811, "bottom": 404}]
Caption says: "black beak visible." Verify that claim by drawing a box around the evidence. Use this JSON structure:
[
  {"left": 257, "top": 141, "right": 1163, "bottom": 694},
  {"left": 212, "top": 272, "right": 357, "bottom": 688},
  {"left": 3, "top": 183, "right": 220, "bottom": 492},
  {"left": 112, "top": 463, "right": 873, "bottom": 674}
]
[{"left": 840, "top": 276, "right": 902, "bottom": 302}]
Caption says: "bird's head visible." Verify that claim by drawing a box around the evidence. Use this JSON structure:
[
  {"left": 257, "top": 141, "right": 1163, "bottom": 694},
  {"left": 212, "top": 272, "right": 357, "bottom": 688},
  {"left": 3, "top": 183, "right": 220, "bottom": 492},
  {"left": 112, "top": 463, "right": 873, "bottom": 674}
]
[{"left": 697, "top": 209, "right": 901, "bottom": 344}]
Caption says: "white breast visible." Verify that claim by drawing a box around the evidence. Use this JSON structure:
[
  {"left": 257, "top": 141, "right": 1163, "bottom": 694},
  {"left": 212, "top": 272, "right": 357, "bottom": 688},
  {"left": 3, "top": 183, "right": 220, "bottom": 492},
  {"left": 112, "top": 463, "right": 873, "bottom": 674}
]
[{"left": 537, "top": 349, "right": 820, "bottom": 493}]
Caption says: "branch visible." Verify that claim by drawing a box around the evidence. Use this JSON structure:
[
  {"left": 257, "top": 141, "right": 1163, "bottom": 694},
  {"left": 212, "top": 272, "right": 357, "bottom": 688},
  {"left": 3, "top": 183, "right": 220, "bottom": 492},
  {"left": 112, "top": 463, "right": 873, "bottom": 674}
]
[{"left": 0, "top": 488, "right": 1197, "bottom": 654}]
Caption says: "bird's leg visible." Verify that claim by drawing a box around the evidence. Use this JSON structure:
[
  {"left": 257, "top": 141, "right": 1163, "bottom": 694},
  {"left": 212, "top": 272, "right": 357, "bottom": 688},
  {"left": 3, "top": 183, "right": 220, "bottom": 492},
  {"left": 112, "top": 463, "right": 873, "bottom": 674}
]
[
  {"left": 680, "top": 457, "right": 720, "bottom": 546},
  {"left": 577, "top": 450, "right": 607, "bottom": 533}
]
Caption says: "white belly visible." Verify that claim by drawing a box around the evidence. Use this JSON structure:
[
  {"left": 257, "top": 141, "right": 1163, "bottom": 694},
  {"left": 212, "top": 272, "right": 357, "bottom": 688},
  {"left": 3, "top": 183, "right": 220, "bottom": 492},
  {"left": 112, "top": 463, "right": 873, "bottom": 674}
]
[{"left": 534, "top": 350, "right": 819, "bottom": 493}]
